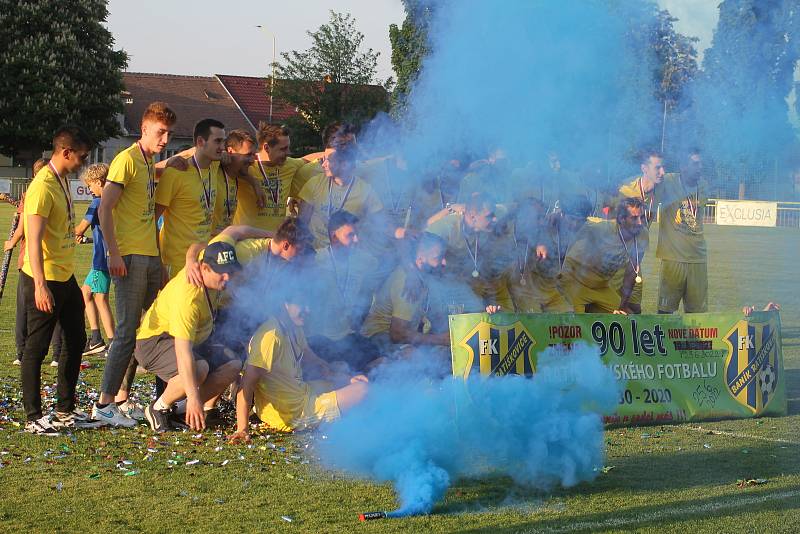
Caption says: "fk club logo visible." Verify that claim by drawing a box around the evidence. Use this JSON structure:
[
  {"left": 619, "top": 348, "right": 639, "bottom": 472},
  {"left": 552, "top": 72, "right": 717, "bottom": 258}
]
[
  {"left": 724, "top": 320, "right": 780, "bottom": 413},
  {"left": 458, "top": 321, "right": 536, "bottom": 379}
]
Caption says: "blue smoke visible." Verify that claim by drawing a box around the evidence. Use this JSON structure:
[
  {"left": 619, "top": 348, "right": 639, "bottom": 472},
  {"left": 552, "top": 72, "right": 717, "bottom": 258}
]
[{"left": 317, "top": 345, "right": 618, "bottom": 516}]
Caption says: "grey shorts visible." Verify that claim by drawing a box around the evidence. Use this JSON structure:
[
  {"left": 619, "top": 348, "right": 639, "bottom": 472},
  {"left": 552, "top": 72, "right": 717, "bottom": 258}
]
[{"left": 134, "top": 334, "right": 240, "bottom": 381}]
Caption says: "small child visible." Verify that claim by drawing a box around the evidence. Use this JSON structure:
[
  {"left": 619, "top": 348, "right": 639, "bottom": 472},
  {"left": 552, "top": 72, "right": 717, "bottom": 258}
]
[{"left": 74, "top": 164, "right": 114, "bottom": 355}]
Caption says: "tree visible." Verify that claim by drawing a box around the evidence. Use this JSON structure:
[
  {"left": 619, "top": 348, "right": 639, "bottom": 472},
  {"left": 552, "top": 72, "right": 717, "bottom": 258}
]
[
  {"left": 698, "top": 0, "right": 800, "bottom": 163},
  {"left": 0, "top": 0, "right": 128, "bottom": 162},
  {"left": 388, "top": 0, "right": 434, "bottom": 112},
  {"left": 272, "top": 11, "right": 391, "bottom": 153}
]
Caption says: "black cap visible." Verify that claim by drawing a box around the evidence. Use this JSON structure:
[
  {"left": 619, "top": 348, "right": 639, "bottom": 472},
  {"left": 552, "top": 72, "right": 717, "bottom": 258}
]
[{"left": 203, "top": 241, "right": 242, "bottom": 274}]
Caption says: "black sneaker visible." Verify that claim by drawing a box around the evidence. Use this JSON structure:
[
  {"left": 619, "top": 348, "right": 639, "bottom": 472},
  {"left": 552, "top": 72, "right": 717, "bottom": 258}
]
[
  {"left": 144, "top": 402, "right": 172, "bottom": 433},
  {"left": 82, "top": 340, "right": 107, "bottom": 356}
]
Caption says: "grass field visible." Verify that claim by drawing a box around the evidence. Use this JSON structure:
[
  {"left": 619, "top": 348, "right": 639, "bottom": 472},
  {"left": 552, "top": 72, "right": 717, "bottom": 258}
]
[{"left": 0, "top": 202, "right": 798, "bottom": 533}]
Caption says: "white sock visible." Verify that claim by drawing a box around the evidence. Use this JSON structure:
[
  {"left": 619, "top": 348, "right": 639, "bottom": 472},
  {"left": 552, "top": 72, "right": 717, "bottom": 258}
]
[{"left": 153, "top": 397, "right": 171, "bottom": 411}]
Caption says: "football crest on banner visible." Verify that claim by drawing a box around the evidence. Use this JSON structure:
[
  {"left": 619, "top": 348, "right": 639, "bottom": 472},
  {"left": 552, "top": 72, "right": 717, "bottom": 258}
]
[
  {"left": 723, "top": 320, "right": 779, "bottom": 413},
  {"left": 458, "top": 320, "right": 536, "bottom": 378}
]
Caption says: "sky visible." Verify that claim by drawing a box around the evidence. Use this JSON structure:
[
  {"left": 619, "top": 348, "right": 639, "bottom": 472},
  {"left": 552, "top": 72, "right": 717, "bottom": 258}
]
[{"left": 105, "top": 0, "right": 720, "bottom": 81}]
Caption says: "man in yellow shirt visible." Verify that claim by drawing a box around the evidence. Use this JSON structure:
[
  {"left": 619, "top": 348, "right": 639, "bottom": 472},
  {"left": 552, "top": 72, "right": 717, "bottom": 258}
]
[
  {"left": 656, "top": 148, "right": 708, "bottom": 313},
  {"left": 609, "top": 149, "right": 664, "bottom": 310},
  {"left": 212, "top": 129, "right": 257, "bottom": 235},
  {"left": 135, "top": 238, "right": 245, "bottom": 432},
  {"left": 233, "top": 123, "right": 305, "bottom": 231},
  {"left": 155, "top": 118, "right": 225, "bottom": 278},
  {"left": 298, "top": 129, "right": 384, "bottom": 249},
  {"left": 509, "top": 196, "right": 591, "bottom": 313},
  {"left": 21, "top": 126, "right": 95, "bottom": 434},
  {"left": 305, "top": 210, "right": 381, "bottom": 371},
  {"left": 230, "top": 270, "right": 369, "bottom": 439},
  {"left": 559, "top": 198, "right": 647, "bottom": 314},
  {"left": 426, "top": 193, "right": 515, "bottom": 310},
  {"left": 94, "top": 102, "right": 177, "bottom": 428}
]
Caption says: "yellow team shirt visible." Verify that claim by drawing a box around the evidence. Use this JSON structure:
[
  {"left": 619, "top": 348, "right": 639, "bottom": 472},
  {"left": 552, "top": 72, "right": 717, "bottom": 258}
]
[
  {"left": 212, "top": 166, "right": 239, "bottom": 235},
  {"left": 426, "top": 211, "right": 512, "bottom": 280},
  {"left": 155, "top": 161, "right": 220, "bottom": 270},
  {"left": 208, "top": 232, "right": 272, "bottom": 266},
  {"left": 22, "top": 166, "right": 76, "bottom": 282},
  {"left": 247, "top": 317, "right": 315, "bottom": 431},
  {"left": 136, "top": 270, "right": 219, "bottom": 343},
  {"left": 106, "top": 143, "right": 158, "bottom": 257},
  {"left": 562, "top": 220, "right": 646, "bottom": 289},
  {"left": 298, "top": 175, "right": 383, "bottom": 248},
  {"left": 233, "top": 156, "right": 304, "bottom": 231},
  {"left": 656, "top": 173, "right": 707, "bottom": 263},
  {"left": 292, "top": 159, "right": 321, "bottom": 198},
  {"left": 307, "top": 246, "right": 378, "bottom": 340},
  {"left": 361, "top": 267, "right": 424, "bottom": 338}
]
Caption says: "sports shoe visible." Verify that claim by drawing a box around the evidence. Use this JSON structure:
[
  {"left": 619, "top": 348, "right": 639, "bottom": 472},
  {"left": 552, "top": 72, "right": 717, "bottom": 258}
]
[
  {"left": 50, "top": 360, "right": 59, "bottom": 368},
  {"left": 144, "top": 402, "right": 172, "bottom": 433},
  {"left": 82, "top": 340, "right": 107, "bottom": 356},
  {"left": 92, "top": 402, "right": 137, "bottom": 428},
  {"left": 52, "top": 409, "right": 104, "bottom": 429},
  {"left": 25, "top": 416, "right": 60, "bottom": 436},
  {"left": 118, "top": 401, "right": 145, "bottom": 421},
  {"left": 12, "top": 358, "right": 21, "bottom": 366}
]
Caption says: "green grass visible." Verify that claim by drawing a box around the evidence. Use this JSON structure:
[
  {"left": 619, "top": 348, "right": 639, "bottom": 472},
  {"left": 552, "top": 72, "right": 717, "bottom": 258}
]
[{"left": 0, "top": 203, "right": 798, "bottom": 533}]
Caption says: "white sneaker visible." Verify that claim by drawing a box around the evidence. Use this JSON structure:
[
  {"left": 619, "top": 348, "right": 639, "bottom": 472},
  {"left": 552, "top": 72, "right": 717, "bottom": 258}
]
[
  {"left": 118, "top": 401, "right": 145, "bottom": 421},
  {"left": 91, "top": 402, "right": 137, "bottom": 428},
  {"left": 12, "top": 359, "right": 21, "bottom": 366},
  {"left": 25, "top": 416, "right": 60, "bottom": 436},
  {"left": 50, "top": 360, "right": 59, "bottom": 368}
]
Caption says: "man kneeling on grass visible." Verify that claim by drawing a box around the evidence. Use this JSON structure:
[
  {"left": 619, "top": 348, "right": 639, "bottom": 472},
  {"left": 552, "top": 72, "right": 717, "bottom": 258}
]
[
  {"left": 230, "top": 271, "right": 369, "bottom": 442},
  {"left": 134, "top": 238, "right": 245, "bottom": 432}
]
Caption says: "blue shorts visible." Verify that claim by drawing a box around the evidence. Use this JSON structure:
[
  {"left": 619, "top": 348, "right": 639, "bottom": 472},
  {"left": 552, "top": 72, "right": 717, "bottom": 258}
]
[{"left": 83, "top": 269, "right": 111, "bottom": 294}]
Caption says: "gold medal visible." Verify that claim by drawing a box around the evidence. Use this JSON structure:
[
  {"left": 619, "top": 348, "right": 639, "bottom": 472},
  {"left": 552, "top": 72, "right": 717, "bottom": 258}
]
[
  {"left": 635, "top": 275, "right": 642, "bottom": 284},
  {"left": 520, "top": 276, "right": 526, "bottom": 286},
  {"left": 472, "top": 270, "right": 480, "bottom": 278}
]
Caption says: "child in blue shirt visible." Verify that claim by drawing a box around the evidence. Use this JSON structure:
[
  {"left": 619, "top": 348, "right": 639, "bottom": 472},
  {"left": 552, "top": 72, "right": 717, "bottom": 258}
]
[{"left": 75, "top": 164, "right": 114, "bottom": 355}]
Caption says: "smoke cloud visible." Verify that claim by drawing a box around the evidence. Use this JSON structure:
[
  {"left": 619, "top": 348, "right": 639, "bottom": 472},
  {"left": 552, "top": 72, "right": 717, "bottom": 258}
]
[{"left": 317, "top": 345, "right": 618, "bottom": 516}]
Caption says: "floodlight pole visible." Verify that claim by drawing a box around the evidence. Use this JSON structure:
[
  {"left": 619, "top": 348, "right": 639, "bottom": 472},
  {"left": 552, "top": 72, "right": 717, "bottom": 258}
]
[{"left": 256, "top": 25, "right": 277, "bottom": 124}]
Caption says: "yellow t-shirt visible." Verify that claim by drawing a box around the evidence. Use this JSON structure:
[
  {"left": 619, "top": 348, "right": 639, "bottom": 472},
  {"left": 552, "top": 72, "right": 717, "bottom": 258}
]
[
  {"left": 212, "top": 166, "right": 239, "bottom": 235},
  {"left": 155, "top": 161, "right": 220, "bottom": 270},
  {"left": 233, "top": 157, "right": 304, "bottom": 231},
  {"left": 656, "top": 173, "right": 707, "bottom": 263},
  {"left": 426, "top": 211, "right": 512, "bottom": 280},
  {"left": 22, "top": 166, "right": 76, "bottom": 282},
  {"left": 106, "top": 143, "right": 158, "bottom": 257},
  {"left": 292, "top": 159, "right": 321, "bottom": 198},
  {"left": 247, "top": 317, "right": 312, "bottom": 431},
  {"left": 361, "top": 266, "right": 424, "bottom": 338},
  {"left": 307, "top": 246, "right": 378, "bottom": 340},
  {"left": 562, "top": 220, "right": 646, "bottom": 289},
  {"left": 136, "top": 270, "right": 219, "bottom": 344},
  {"left": 299, "top": 175, "right": 383, "bottom": 248}
]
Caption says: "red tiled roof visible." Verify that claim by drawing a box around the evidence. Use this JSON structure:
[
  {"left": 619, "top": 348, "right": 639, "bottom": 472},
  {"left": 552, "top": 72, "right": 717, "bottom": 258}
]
[
  {"left": 215, "top": 74, "right": 297, "bottom": 127},
  {"left": 122, "top": 73, "right": 254, "bottom": 138}
]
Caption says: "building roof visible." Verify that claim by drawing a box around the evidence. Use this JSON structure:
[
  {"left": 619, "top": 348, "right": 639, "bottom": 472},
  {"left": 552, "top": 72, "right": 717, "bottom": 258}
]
[
  {"left": 215, "top": 74, "right": 297, "bottom": 128},
  {"left": 121, "top": 73, "right": 254, "bottom": 138}
]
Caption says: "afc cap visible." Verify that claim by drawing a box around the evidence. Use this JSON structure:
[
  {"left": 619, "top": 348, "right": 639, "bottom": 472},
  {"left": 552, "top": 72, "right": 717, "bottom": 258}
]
[{"left": 203, "top": 241, "right": 242, "bottom": 274}]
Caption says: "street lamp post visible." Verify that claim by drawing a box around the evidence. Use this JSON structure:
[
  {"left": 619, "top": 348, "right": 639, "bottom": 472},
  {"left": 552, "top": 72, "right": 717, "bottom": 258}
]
[{"left": 256, "top": 25, "right": 276, "bottom": 124}]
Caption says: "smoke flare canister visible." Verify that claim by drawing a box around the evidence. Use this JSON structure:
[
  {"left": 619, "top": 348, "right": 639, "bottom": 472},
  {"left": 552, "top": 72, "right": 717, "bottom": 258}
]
[{"left": 359, "top": 511, "right": 387, "bottom": 521}]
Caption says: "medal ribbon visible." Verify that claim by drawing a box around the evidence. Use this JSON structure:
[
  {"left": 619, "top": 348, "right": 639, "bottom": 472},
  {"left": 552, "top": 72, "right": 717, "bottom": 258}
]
[
  {"left": 137, "top": 142, "right": 155, "bottom": 199},
  {"left": 191, "top": 155, "right": 213, "bottom": 213},
  {"left": 617, "top": 227, "right": 640, "bottom": 278},
  {"left": 48, "top": 162, "right": 74, "bottom": 226}
]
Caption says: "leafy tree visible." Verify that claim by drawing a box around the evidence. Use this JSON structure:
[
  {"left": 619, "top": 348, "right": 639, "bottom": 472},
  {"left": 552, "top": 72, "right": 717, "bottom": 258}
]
[
  {"left": 0, "top": 0, "right": 128, "bottom": 161},
  {"left": 272, "top": 11, "right": 391, "bottom": 153},
  {"left": 388, "top": 0, "right": 434, "bottom": 112},
  {"left": 698, "top": 0, "right": 800, "bottom": 162}
]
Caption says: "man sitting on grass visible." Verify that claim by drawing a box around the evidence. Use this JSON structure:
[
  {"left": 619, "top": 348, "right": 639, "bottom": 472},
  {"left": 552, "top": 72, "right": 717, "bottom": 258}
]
[{"left": 230, "top": 269, "right": 369, "bottom": 441}]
